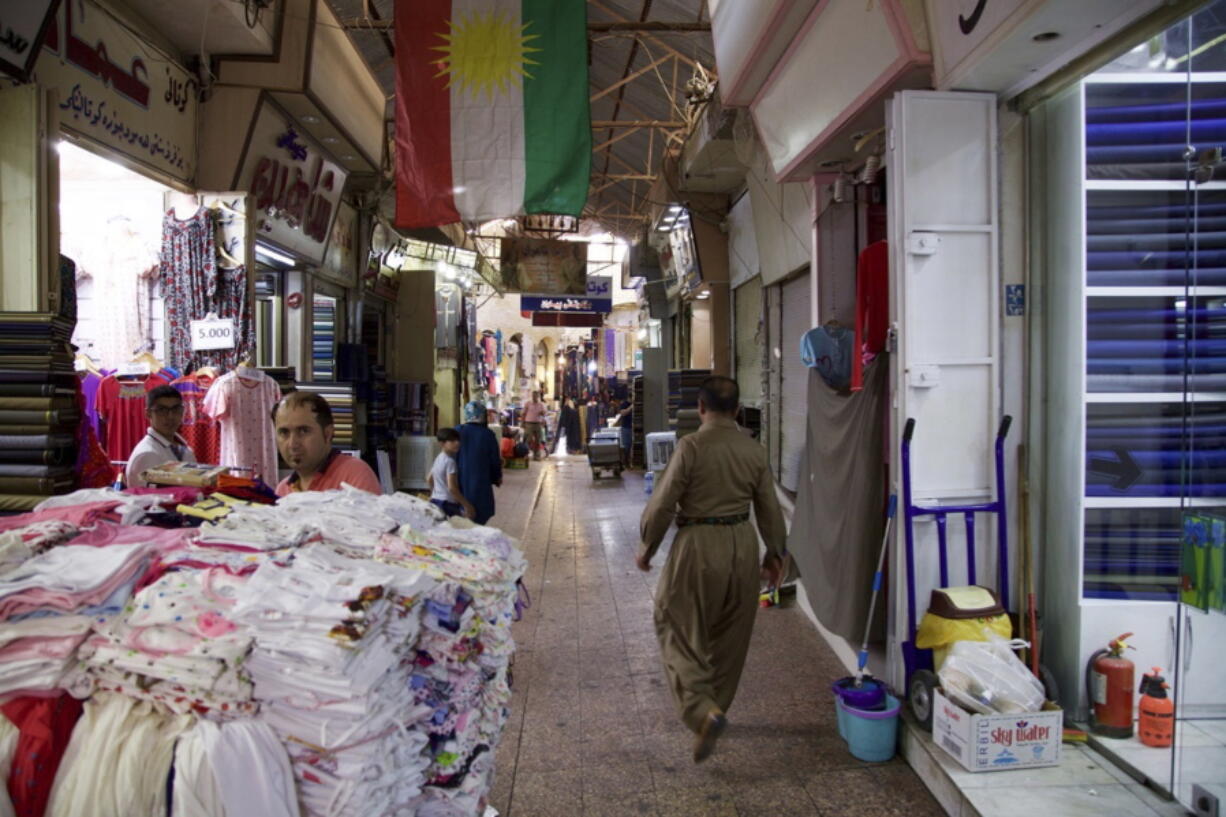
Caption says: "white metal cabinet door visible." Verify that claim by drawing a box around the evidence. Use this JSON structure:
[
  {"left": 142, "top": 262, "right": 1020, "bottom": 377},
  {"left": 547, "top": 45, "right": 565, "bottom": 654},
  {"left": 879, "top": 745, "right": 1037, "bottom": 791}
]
[{"left": 887, "top": 91, "right": 1001, "bottom": 690}]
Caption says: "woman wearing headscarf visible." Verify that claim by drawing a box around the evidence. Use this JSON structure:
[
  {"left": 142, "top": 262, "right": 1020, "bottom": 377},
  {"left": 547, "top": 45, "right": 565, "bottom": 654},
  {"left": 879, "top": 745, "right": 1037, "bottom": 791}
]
[
  {"left": 457, "top": 401, "right": 502, "bottom": 525},
  {"left": 557, "top": 396, "right": 583, "bottom": 455}
]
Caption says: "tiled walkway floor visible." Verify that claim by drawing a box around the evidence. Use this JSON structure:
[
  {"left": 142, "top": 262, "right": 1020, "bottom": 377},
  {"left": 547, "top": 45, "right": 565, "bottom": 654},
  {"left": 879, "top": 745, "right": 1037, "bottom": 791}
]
[{"left": 485, "top": 456, "right": 947, "bottom": 817}]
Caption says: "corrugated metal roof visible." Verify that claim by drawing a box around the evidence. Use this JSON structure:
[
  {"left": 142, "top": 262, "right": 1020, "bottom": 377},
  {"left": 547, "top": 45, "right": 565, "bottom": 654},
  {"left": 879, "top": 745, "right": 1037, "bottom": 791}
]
[{"left": 325, "top": 0, "right": 714, "bottom": 237}]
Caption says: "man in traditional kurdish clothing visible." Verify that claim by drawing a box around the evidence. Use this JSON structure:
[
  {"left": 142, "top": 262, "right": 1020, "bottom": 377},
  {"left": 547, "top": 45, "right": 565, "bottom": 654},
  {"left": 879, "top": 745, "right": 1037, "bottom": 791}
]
[{"left": 637, "top": 376, "right": 786, "bottom": 762}]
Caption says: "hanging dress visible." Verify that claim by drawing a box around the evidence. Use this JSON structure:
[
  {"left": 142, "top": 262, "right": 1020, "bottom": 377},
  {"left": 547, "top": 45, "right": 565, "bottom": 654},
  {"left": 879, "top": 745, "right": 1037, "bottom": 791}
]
[{"left": 159, "top": 207, "right": 217, "bottom": 373}]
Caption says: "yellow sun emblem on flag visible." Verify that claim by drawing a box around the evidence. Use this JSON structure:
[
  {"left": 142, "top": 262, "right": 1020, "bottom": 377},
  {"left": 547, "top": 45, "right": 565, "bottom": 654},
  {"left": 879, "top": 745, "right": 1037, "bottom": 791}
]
[{"left": 432, "top": 10, "right": 541, "bottom": 100}]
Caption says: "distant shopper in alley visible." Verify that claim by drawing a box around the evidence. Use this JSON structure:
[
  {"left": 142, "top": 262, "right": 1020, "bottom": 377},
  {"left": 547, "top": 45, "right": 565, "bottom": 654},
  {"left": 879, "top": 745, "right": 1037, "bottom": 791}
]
[
  {"left": 272, "top": 391, "right": 381, "bottom": 496},
  {"left": 522, "top": 391, "right": 547, "bottom": 460},
  {"left": 428, "top": 427, "right": 475, "bottom": 519},
  {"left": 637, "top": 375, "right": 786, "bottom": 762},
  {"left": 457, "top": 401, "right": 502, "bottom": 524}
]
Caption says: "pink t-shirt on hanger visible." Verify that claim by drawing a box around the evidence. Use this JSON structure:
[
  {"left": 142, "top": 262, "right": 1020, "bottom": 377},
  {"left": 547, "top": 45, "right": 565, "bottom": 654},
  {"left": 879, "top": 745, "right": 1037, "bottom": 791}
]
[{"left": 202, "top": 369, "right": 281, "bottom": 483}]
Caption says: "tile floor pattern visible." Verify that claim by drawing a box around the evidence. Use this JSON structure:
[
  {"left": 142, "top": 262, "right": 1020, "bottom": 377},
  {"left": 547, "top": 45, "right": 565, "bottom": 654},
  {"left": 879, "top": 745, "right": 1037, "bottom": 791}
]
[{"left": 484, "top": 456, "right": 948, "bottom": 817}]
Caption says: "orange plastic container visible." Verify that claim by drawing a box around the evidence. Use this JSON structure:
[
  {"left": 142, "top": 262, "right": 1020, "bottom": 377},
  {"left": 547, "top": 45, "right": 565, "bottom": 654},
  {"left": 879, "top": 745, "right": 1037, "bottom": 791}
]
[{"left": 1138, "top": 667, "right": 1174, "bottom": 748}]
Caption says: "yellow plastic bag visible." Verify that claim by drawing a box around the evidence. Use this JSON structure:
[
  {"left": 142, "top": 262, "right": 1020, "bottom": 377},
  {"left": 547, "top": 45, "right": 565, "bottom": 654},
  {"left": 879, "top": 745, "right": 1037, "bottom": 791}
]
[{"left": 915, "top": 611, "right": 1012, "bottom": 670}]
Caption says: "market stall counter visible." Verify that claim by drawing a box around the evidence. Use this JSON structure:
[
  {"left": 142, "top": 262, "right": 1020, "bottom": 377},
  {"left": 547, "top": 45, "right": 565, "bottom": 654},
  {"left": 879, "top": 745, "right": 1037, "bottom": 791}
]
[{"left": 0, "top": 484, "right": 526, "bottom": 817}]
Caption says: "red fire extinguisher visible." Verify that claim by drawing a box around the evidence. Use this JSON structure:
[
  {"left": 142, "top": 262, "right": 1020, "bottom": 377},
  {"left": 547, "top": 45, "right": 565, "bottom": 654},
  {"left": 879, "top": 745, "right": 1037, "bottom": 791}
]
[
  {"left": 1138, "top": 667, "right": 1174, "bottom": 748},
  {"left": 1085, "top": 633, "right": 1135, "bottom": 738}
]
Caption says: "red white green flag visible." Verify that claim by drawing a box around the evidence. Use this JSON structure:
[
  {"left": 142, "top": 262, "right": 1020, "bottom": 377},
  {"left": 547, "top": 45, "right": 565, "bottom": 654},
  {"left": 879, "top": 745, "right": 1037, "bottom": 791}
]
[{"left": 393, "top": 0, "right": 591, "bottom": 228}]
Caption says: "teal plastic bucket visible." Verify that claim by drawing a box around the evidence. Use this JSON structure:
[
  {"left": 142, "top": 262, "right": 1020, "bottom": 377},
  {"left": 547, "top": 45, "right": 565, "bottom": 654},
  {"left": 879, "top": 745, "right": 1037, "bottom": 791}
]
[{"left": 835, "top": 692, "right": 900, "bottom": 762}]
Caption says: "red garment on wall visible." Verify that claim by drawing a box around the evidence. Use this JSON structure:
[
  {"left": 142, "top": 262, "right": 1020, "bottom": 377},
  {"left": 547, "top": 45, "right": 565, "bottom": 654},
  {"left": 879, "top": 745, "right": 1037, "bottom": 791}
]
[
  {"left": 172, "top": 372, "right": 221, "bottom": 465},
  {"left": 2, "top": 693, "right": 83, "bottom": 817},
  {"left": 853, "top": 240, "right": 889, "bottom": 391},
  {"left": 96, "top": 373, "right": 170, "bottom": 463},
  {"left": 74, "top": 377, "right": 112, "bottom": 489},
  {"left": 95, "top": 372, "right": 170, "bottom": 461}
]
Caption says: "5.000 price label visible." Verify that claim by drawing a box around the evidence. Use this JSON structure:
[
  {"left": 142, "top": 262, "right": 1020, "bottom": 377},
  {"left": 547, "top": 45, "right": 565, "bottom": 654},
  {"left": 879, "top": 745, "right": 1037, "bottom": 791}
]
[{"left": 190, "top": 317, "right": 236, "bottom": 351}]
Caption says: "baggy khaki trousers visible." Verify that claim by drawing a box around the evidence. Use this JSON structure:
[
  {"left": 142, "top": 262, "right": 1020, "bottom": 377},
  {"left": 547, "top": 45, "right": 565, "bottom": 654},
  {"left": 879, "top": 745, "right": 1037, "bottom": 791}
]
[{"left": 653, "top": 522, "right": 760, "bottom": 733}]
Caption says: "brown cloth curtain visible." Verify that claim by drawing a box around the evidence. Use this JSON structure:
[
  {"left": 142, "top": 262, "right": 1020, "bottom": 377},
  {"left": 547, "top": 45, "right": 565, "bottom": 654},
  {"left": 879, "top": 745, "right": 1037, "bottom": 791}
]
[{"left": 787, "top": 355, "right": 888, "bottom": 644}]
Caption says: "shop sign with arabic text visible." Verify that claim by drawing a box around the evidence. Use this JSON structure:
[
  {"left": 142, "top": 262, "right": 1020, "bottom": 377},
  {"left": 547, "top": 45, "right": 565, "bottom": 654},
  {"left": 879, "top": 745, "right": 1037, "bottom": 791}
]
[
  {"left": 35, "top": 0, "right": 196, "bottom": 182},
  {"left": 0, "top": 0, "right": 58, "bottom": 81},
  {"left": 521, "top": 275, "right": 613, "bottom": 313},
  {"left": 237, "top": 100, "right": 349, "bottom": 265}
]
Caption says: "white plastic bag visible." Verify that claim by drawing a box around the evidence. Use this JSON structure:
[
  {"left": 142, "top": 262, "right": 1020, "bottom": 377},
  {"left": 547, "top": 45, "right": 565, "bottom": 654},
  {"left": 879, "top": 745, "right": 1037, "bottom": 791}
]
[{"left": 937, "top": 633, "right": 1045, "bottom": 715}]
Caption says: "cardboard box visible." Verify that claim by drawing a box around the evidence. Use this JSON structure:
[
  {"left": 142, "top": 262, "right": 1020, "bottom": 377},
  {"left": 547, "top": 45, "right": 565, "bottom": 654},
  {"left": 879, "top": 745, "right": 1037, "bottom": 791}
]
[{"left": 932, "top": 688, "right": 1063, "bottom": 772}]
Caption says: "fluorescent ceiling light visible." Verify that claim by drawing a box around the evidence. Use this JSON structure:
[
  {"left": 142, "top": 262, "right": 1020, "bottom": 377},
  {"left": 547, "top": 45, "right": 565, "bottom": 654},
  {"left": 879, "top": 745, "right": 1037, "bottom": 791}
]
[{"left": 256, "top": 244, "right": 295, "bottom": 267}]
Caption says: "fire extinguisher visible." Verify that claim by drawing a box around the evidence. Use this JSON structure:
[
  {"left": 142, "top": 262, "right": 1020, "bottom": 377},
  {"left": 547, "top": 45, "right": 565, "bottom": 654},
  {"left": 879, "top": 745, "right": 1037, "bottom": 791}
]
[
  {"left": 1085, "top": 632, "right": 1135, "bottom": 738},
  {"left": 1138, "top": 667, "right": 1174, "bottom": 748}
]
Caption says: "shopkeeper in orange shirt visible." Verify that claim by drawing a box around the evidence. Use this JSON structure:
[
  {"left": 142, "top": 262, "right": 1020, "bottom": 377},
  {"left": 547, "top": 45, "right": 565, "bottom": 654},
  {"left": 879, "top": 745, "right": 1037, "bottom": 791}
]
[{"left": 271, "top": 391, "right": 381, "bottom": 496}]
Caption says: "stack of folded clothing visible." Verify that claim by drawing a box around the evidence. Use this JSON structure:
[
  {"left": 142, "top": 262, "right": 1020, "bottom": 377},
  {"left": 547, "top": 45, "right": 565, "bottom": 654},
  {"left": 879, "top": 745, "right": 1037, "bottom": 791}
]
[
  {"left": 0, "top": 312, "right": 81, "bottom": 512},
  {"left": 256, "top": 486, "right": 445, "bottom": 555},
  {"left": 0, "top": 519, "right": 80, "bottom": 571},
  {"left": 233, "top": 544, "right": 439, "bottom": 816},
  {"left": 71, "top": 564, "right": 258, "bottom": 717},
  {"left": 377, "top": 522, "right": 527, "bottom": 815},
  {"left": 0, "top": 542, "right": 152, "bottom": 699}
]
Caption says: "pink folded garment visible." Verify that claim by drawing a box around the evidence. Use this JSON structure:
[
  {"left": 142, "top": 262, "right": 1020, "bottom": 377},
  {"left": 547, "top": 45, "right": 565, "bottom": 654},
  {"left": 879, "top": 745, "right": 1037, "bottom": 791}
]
[
  {"left": 0, "top": 634, "right": 88, "bottom": 662},
  {"left": 0, "top": 545, "right": 151, "bottom": 619},
  {"left": 0, "top": 501, "right": 123, "bottom": 534},
  {"left": 67, "top": 524, "right": 198, "bottom": 557}
]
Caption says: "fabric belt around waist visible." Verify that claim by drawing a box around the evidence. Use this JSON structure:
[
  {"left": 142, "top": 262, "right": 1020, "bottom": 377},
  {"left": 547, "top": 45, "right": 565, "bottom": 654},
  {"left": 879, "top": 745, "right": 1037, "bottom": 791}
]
[{"left": 676, "top": 513, "right": 750, "bottom": 528}]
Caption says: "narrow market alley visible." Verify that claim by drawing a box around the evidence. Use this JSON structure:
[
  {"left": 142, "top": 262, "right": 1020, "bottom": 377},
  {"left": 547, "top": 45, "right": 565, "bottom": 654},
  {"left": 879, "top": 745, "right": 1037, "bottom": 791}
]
[{"left": 486, "top": 459, "right": 945, "bottom": 817}]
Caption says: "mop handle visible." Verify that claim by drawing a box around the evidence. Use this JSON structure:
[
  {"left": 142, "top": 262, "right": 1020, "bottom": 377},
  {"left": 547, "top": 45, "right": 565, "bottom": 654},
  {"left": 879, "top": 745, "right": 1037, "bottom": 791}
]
[{"left": 857, "top": 494, "right": 897, "bottom": 676}]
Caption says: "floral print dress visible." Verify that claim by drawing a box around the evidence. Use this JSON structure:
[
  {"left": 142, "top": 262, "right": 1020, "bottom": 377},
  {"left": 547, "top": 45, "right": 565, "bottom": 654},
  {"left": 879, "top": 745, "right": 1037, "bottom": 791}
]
[{"left": 159, "top": 207, "right": 254, "bottom": 372}]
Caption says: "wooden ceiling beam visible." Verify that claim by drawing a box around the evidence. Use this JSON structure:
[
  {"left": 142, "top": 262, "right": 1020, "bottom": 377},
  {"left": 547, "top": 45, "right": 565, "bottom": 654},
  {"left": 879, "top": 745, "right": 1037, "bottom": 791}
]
[
  {"left": 589, "top": 21, "right": 710, "bottom": 32},
  {"left": 590, "top": 54, "right": 672, "bottom": 102},
  {"left": 592, "top": 120, "right": 685, "bottom": 128},
  {"left": 341, "top": 18, "right": 709, "bottom": 33},
  {"left": 588, "top": 0, "right": 704, "bottom": 71},
  {"left": 592, "top": 126, "right": 645, "bottom": 154}
]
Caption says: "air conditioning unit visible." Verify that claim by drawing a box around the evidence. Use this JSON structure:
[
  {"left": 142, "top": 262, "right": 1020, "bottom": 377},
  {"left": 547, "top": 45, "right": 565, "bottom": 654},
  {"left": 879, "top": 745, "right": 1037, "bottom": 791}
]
[
  {"left": 645, "top": 431, "right": 677, "bottom": 472},
  {"left": 398, "top": 436, "right": 440, "bottom": 491}
]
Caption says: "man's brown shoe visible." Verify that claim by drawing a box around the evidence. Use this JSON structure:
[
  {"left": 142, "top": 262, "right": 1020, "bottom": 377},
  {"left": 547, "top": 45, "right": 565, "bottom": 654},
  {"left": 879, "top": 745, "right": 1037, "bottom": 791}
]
[{"left": 692, "top": 710, "right": 727, "bottom": 763}]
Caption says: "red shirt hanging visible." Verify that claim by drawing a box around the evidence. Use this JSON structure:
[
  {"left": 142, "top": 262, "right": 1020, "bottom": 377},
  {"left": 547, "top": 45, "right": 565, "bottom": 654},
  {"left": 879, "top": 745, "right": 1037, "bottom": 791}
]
[
  {"left": 172, "top": 372, "right": 221, "bottom": 465},
  {"left": 96, "top": 372, "right": 170, "bottom": 462}
]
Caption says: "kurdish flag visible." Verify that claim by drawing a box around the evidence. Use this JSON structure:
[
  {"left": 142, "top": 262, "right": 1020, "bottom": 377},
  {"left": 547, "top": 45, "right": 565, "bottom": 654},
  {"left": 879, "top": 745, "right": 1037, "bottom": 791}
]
[{"left": 394, "top": 0, "right": 592, "bottom": 228}]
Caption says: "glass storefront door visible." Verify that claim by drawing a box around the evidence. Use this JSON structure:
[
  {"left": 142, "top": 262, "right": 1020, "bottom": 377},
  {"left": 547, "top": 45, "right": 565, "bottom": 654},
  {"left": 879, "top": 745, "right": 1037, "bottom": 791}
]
[
  {"left": 1072, "top": 5, "right": 1226, "bottom": 807},
  {"left": 1175, "top": 6, "right": 1226, "bottom": 811}
]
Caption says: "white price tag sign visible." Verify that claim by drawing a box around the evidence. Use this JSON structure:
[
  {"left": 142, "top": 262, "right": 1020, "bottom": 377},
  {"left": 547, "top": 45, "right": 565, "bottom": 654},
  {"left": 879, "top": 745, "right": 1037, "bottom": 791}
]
[{"left": 190, "top": 317, "right": 236, "bottom": 351}]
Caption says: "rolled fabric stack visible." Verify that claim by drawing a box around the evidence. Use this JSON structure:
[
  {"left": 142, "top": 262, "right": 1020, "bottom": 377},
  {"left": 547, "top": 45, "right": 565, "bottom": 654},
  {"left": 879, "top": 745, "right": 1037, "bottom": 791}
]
[
  {"left": 377, "top": 523, "right": 527, "bottom": 815},
  {"left": 233, "top": 544, "right": 439, "bottom": 817},
  {"left": 675, "top": 408, "right": 702, "bottom": 439},
  {"left": 0, "top": 312, "right": 80, "bottom": 512},
  {"left": 0, "top": 542, "right": 152, "bottom": 699}
]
